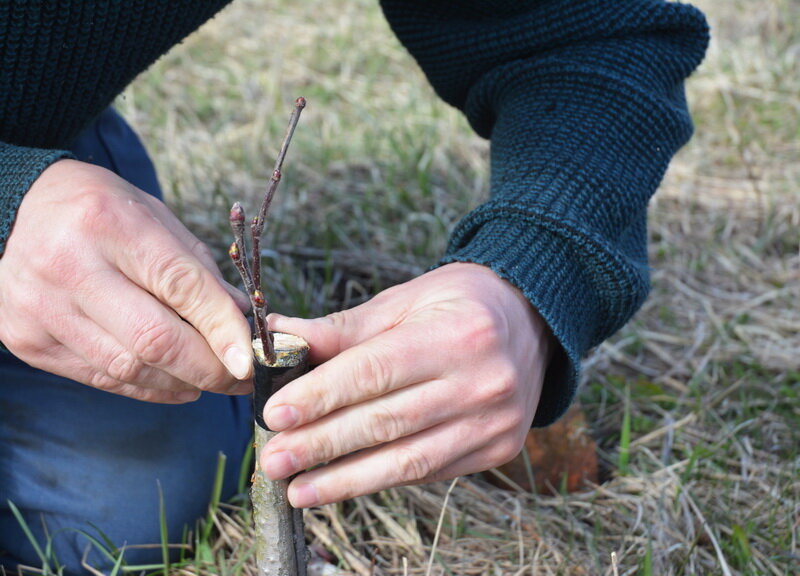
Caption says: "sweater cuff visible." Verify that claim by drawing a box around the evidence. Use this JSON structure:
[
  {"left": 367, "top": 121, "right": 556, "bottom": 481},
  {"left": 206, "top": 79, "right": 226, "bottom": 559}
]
[
  {"left": 0, "top": 142, "right": 74, "bottom": 256},
  {"left": 439, "top": 215, "right": 605, "bottom": 427}
]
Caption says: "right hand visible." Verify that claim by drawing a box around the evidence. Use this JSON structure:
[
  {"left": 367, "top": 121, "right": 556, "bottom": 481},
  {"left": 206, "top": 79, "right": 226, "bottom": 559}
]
[{"left": 0, "top": 159, "right": 254, "bottom": 403}]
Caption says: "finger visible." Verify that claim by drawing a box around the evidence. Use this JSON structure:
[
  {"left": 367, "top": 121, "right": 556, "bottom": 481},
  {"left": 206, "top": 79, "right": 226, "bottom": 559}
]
[
  {"left": 46, "top": 308, "right": 200, "bottom": 393},
  {"left": 267, "top": 286, "right": 409, "bottom": 364},
  {"left": 226, "top": 380, "right": 255, "bottom": 395},
  {"left": 263, "top": 321, "right": 447, "bottom": 430},
  {"left": 222, "top": 281, "right": 252, "bottom": 314},
  {"left": 261, "top": 378, "right": 461, "bottom": 479},
  {"left": 26, "top": 340, "right": 200, "bottom": 404},
  {"left": 144, "top": 197, "right": 251, "bottom": 313},
  {"left": 282, "top": 421, "right": 492, "bottom": 508},
  {"left": 415, "top": 446, "right": 522, "bottom": 488},
  {"left": 78, "top": 270, "right": 240, "bottom": 392},
  {"left": 105, "top": 217, "right": 254, "bottom": 381}
]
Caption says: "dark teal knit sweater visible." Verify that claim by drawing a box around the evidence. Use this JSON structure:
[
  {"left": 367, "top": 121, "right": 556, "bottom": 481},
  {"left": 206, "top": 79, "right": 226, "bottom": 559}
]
[{"left": 0, "top": 0, "right": 708, "bottom": 425}]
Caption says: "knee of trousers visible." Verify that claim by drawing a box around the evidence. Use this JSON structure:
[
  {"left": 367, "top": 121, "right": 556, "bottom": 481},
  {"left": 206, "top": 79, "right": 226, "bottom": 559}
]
[{"left": 0, "top": 362, "right": 251, "bottom": 575}]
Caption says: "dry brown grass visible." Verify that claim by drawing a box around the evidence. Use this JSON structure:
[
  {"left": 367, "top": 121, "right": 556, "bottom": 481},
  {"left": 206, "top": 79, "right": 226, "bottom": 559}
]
[{"left": 110, "top": 0, "right": 800, "bottom": 574}]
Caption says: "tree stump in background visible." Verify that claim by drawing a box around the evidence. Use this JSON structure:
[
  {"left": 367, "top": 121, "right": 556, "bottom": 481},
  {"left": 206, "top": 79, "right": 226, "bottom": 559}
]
[{"left": 491, "top": 404, "right": 598, "bottom": 494}]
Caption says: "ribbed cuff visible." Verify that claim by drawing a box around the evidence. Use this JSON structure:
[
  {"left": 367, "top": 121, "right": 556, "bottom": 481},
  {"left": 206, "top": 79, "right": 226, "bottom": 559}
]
[
  {"left": 439, "top": 215, "right": 608, "bottom": 427},
  {"left": 0, "top": 142, "right": 74, "bottom": 256}
]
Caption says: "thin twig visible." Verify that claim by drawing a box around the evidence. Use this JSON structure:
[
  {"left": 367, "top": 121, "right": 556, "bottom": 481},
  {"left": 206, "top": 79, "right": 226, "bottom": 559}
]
[
  {"left": 228, "top": 204, "right": 270, "bottom": 353},
  {"left": 229, "top": 203, "right": 255, "bottom": 295},
  {"left": 228, "top": 97, "right": 306, "bottom": 365},
  {"left": 250, "top": 96, "right": 307, "bottom": 291},
  {"left": 251, "top": 216, "right": 262, "bottom": 293}
]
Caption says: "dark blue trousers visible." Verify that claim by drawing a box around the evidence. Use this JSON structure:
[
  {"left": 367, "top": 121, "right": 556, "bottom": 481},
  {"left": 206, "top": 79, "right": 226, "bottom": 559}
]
[{"left": 0, "top": 109, "right": 251, "bottom": 574}]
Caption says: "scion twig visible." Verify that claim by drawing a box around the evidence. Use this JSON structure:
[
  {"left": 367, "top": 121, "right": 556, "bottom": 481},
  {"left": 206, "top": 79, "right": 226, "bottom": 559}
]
[
  {"left": 229, "top": 203, "right": 255, "bottom": 296},
  {"left": 229, "top": 205, "right": 270, "bottom": 354},
  {"left": 228, "top": 97, "right": 307, "bottom": 365},
  {"left": 251, "top": 96, "right": 306, "bottom": 260}
]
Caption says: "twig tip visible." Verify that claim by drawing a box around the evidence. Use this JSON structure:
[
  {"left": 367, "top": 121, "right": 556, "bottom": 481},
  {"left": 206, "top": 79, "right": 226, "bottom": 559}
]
[{"left": 230, "top": 202, "right": 245, "bottom": 223}]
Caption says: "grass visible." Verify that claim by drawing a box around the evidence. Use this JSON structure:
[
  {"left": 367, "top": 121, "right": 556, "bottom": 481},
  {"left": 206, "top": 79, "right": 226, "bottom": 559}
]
[{"left": 8, "top": 0, "right": 798, "bottom": 574}]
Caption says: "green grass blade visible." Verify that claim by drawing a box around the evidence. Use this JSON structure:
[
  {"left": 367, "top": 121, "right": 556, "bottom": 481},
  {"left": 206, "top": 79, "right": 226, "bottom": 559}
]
[
  {"left": 201, "top": 452, "right": 227, "bottom": 544},
  {"left": 237, "top": 435, "right": 255, "bottom": 496},
  {"left": 641, "top": 538, "right": 653, "bottom": 576},
  {"left": 618, "top": 386, "right": 632, "bottom": 475},
  {"left": 71, "top": 529, "right": 125, "bottom": 569},
  {"left": 7, "top": 500, "right": 51, "bottom": 573},
  {"left": 158, "top": 482, "right": 170, "bottom": 575}
]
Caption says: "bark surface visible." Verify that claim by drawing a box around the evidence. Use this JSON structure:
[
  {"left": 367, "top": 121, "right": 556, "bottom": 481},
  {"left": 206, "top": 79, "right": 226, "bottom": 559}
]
[{"left": 251, "top": 333, "right": 309, "bottom": 576}]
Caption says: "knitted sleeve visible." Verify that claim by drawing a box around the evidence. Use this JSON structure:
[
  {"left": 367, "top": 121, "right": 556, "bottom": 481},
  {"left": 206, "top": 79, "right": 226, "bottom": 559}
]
[
  {"left": 0, "top": 144, "right": 74, "bottom": 255},
  {"left": 379, "top": 0, "right": 710, "bottom": 425},
  {"left": 0, "top": 0, "right": 232, "bottom": 256}
]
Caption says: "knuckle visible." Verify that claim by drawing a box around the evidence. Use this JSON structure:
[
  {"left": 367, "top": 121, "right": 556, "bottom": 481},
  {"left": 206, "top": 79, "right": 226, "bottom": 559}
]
[
  {"left": 155, "top": 258, "right": 205, "bottom": 313},
  {"left": 395, "top": 444, "right": 435, "bottom": 483},
  {"left": 351, "top": 347, "right": 392, "bottom": 395},
  {"left": 6, "top": 337, "right": 44, "bottom": 360},
  {"left": 131, "top": 322, "right": 177, "bottom": 365},
  {"left": 505, "top": 406, "right": 527, "bottom": 431},
  {"left": 458, "top": 301, "right": 504, "bottom": 356},
  {"left": 366, "top": 403, "right": 403, "bottom": 445},
  {"left": 89, "top": 374, "right": 163, "bottom": 402},
  {"left": 24, "top": 241, "right": 84, "bottom": 287},
  {"left": 88, "top": 371, "right": 123, "bottom": 393},
  {"left": 75, "top": 190, "right": 119, "bottom": 237},
  {"left": 300, "top": 432, "right": 337, "bottom": 465},
  {"left": 324, "top": 310, "right": 349, "bottom": 329},
  {"left": 477, "top": 364, "right": 519, "bottom": 404},
  {"left": 103, "top": 350, "right": 144, "bottom": 383},
  {"left": 322, "top": 310, "right": 351, "bottom": 351},
  {"left": 490, "top": 436, "right": 525, "bottom": 466}
]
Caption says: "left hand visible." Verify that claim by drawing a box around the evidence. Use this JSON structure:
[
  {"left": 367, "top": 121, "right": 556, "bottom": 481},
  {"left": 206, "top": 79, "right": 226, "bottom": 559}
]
[{"left": 260, "top": 262, "right": 553, "bottom": 507}]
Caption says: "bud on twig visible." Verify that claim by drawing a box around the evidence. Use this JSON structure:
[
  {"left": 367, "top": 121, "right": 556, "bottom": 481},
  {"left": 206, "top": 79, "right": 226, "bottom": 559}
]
[
  {"left": 253, "top": 290, "right": 265, "bottom": 308},
  {"left": 228, "top": 98, "right": 306, "bottom": 367},
  {"left": 230, "top": 202, "right": 246, "bottom": 225}
]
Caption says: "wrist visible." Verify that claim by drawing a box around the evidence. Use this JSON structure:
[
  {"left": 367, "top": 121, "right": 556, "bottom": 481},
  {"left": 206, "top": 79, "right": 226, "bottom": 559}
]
[{"left": 438, "top": 260, "right": 556, "bottom": 365}]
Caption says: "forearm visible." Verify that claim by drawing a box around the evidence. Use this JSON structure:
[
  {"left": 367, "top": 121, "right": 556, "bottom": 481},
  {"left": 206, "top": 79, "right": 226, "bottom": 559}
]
[
  {"left": 380, "top": 0, "right": 710, "bottom": 424},
  {"left": 0, "top": 1, "right": 233, "bottom": 255}
]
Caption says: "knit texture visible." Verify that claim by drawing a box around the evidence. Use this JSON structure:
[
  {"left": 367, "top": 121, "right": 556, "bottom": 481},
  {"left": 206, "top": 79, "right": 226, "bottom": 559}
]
[
  {"left": 1, "top": 0, "right": 708, "bottom": 425},
  {"left": 0, "top": 0, "right": 233, "bottom": 253},
  {"left": 380, "top": 0, "right": 709, "bottom": 425}
]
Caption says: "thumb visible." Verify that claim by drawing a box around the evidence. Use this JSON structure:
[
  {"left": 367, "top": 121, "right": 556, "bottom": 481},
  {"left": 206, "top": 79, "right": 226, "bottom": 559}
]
[{"left": 267, "top": 296, "right": 403, "bottom": 364}]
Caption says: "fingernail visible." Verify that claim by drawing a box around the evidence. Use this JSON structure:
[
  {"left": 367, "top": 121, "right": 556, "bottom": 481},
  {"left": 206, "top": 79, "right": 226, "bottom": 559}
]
[
  {"left": 263, "top": 450, "right": 298, "bottom": 480},
  {"left": 290, "top": 482, "right": 319, "bottom": 508},
  {"left": 266, "top": 405, "right": 299, "bottom": 430},
  {"left": 223, "top": 346, "right": 251, "bottom": 380}
]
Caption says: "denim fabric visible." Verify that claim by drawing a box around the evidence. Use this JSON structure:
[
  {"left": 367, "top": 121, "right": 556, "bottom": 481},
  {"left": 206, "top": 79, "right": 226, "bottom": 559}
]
[{"left": 0, "top": 109, "right": 251, "bottom": 575}]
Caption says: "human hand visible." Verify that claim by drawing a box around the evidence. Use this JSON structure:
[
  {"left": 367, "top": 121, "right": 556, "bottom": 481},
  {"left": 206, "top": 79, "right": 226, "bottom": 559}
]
[
  {"left": 0, "top": 159, "right": 253, "bottom": 403},
  {"left": 260, "top": 262, "right": 554, "bottom": 507}
]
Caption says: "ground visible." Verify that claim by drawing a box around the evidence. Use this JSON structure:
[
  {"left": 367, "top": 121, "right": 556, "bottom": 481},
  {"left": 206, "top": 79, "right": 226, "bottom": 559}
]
[{"left": 32, "top": 0, "right": 800, "bottom": 574}]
